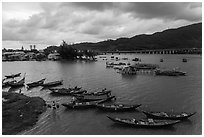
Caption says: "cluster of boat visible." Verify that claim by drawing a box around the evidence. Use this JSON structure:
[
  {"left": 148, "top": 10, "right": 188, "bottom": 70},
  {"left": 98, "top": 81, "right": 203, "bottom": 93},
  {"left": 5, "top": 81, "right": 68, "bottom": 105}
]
[
  {"left": 2, "top": 72, "right": 63, "bottom": 89},
  {"left": 47, "top": 85, "right": 196, "bottom": 128},
  {"left": 107, "top": 110, "right": 196, "bottom": 127}
]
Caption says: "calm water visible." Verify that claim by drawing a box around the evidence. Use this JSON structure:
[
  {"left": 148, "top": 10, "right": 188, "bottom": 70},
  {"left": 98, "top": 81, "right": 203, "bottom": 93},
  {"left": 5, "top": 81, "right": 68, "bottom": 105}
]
[{"left": 2, "top": 54, "right": 202, "bottom": 135}]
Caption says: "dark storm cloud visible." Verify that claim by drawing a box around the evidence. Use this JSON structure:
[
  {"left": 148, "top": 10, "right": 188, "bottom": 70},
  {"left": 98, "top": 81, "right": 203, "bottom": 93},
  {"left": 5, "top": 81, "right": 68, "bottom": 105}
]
[
  {"left": 2, "top": 2, "right": 202, "bottom": 48},
  {"left": 65, "top": 2, "right": 202, "bottom": 21}
]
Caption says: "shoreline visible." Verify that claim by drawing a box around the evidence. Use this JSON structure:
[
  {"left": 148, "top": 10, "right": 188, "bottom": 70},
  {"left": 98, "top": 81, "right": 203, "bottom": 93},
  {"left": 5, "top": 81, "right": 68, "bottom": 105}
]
[{"left": 2, "top": 92, "right": 47, "bottom": 135}]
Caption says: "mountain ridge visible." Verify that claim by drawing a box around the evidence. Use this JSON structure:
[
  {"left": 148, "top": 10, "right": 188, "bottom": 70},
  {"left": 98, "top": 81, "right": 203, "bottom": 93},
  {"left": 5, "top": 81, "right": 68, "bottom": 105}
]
[{"left": 73, "top": 22, "right": 202, "bottom": 51}]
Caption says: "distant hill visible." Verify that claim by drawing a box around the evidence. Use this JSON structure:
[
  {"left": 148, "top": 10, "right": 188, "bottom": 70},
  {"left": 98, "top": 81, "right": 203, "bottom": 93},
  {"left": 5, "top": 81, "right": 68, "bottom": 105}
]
[{"left": 73, "top": 22, "right": 202, "bottom": 51}]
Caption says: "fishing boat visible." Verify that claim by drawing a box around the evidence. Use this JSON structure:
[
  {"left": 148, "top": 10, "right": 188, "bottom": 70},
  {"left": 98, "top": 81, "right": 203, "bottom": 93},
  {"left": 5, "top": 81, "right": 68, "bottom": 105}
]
[
  {"left": 8, "top": 77, "right": 25, "bottom": 87},
  {"left": 83, "top": 89, "right": 111, "bottom": 96},
  {"left": 107, "top": 116, "right": 180, "bottom": 128},
  {"left": 61, "top": 101, "right": 98, "bottom": 109},
  {"left": 62, "top": 96, "right": 116, "bottom": 109},
  {"left": 142, "top": 111, "right": 196, "bottom": 120},
  {"left": 76, "top": 93, "right": 114, "bottom": 102},
  {"left": 26, "top": 78, "right": 46, "bottom": 88},
  {"left": 5, "top": 73, "right": 21, "bottom": 79},
  {"left": 2, "top": 79, "right": 16, "bottom": 88},
  {"left": 154, "top": 69, "right": 186, "bottom": 76},
  {"left": 49, "top": 88, "right": 87, "bottom": 96},
  {"left": 96, "top": 104, "right": 141, "bottom": 112},
  {"left": 41, "top": 80, "right": 63, "bottom": 87}
]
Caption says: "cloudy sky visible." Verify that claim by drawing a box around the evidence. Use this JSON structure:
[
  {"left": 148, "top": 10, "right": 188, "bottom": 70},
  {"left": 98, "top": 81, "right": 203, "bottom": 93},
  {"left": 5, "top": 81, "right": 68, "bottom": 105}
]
[{"left": 2, "top": 2, "right": 202, "bottom": 49}]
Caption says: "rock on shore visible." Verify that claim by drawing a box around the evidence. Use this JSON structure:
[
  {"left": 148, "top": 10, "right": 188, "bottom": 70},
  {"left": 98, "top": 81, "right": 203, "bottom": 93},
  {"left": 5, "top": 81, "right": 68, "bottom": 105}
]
[{"left": 2, "top": 92, "right": 47, "bottom": 135}]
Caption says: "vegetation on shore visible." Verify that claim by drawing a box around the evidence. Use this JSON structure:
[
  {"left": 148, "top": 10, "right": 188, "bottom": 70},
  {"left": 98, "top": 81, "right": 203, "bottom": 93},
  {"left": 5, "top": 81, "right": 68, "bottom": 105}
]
[{"left": 2, "top": 92, "right": 47, "bottom": 135}]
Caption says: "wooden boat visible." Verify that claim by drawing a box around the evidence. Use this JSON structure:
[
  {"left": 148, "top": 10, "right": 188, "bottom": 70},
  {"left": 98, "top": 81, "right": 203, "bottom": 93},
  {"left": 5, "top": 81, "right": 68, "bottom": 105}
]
[
  {"left": 5, "top": 73, "right": 21, "bottom": 79},
  {"left": 83, "top": 89, "right": 111, "bottom": 96},
  {"left": 155, "top": 69, "right": 186, "bottom": 76},
  {"left": 8, "top": 77, "right": 25, "bottom": 87},
  {"left": 2, "top": 79, "right": 16, "bottom": 88},
  {"left": 142, "top": 111, "right": 196, "bottom": 120},
  {"left": 107, "top": 116, "right": 180, "bottom": 128},
  {"left": 49, "top": 88, "right": 87, "bottom": 96},
  {"left": 42, "top": 80, "right": 63, "bottom": 87},
  {"left": 61, "top": 96, "right": 116, "bottom": 109},
  {"left": 96, "top": 104, "right": 141, "bottom": 112},
  {"left": 75, "top": 94, "right": 114, "bottom": 102},
  {"left": 26, "top": 78, "right": 46, "bottom": 88}
]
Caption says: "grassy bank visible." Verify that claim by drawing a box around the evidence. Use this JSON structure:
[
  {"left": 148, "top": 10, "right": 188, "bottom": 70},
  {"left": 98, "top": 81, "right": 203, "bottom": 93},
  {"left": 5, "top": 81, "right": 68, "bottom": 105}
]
[{"left": 2, "top": 92, "right": 47, "bottom": 135}]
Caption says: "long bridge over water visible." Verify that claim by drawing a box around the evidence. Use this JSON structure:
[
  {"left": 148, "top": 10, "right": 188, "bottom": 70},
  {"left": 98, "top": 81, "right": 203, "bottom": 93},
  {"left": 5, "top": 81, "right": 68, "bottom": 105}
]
[{"left": 101, "top": 48, "right": 202, "bottom": 55}]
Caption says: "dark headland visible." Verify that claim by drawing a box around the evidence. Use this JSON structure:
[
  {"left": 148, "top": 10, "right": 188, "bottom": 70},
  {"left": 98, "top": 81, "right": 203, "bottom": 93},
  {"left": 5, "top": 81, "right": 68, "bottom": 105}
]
[{"left": 2, "top": 92, "right": 47, "bottom": 135}]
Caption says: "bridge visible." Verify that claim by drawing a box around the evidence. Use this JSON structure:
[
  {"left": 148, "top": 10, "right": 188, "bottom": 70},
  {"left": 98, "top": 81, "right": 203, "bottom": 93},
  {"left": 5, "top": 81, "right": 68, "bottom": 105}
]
[{"left": 101, "top": 48, "right": 202, "bottom": 55}]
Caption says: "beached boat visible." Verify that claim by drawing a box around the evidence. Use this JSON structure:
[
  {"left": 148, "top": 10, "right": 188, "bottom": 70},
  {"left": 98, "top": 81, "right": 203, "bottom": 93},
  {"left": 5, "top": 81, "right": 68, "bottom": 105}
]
[
  {"left": 8, "top": 77, "right": 25, "bottom": 87},
  {"left": 142, "top": 111, "right": 196, "bottom": 120},
  {"left": 107, "top": 116, "right": 180, "bottom": 128},
  {"left": 5, "top": 73, "right": 21, "bottom": 79},
  {"left": 2, "top": 79, "right": 16, "bottom": 88},
  {"left": 42, "top": 80, "right": 63, "bottom": 87},
  {"left": 26, "top": 78, "right": 46, "bottom": 88},
  {"left": 49, "top": 88, "right": 87, "bottom": 96},
  {"left": 96, "top": 104, "right": 141, "bottom": 112},
  {"left": 62, "top": 96, "right": 116, "bottom": 109}
]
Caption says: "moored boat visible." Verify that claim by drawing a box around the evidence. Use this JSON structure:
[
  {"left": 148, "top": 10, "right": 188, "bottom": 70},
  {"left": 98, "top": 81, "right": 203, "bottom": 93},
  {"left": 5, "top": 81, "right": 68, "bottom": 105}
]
[
  {"left": 154, "top": 69, "right": 186, "bottom": 76},
  {"left": 26, "top": 78, "right": 46, "bottom": 88},
  {"left": 75, "top": 94, "right": 114, "bottom": 102},
  {"left": 42, "top": 80, "right": 63, "bottom": 87},
  {"left": 96, "top": 104, "right": 141, "bottom": 112},
  {"left": 2, "top": 79, "right": 16, "bottom": 88},
  {"left": 8, "top": 77, "right": 25, "bottom": 87},
  {"left": 49, "top": 88, "right": 87, "bottom": 96},
  {"left": 62, "top": 96, "right": 116, "bottom": 109},
  {"left": 5, "top": 73, "right": 21, "bottom": 79},
  {"left": 107, "top": 116, "right": 180, "bottom": 128},
  {"left": 83, "top": 89, "right": 111, "bottom": 96},
  {"left": 142, "top": 111, "right": 196, "bottom": 120}
]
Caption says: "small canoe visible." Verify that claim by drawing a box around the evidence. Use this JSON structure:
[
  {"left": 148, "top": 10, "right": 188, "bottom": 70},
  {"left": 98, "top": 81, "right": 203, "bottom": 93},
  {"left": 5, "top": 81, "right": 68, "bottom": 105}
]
[
  {"left": 107, "top": 116, "right": 180, "bottom": 128},
  {"left": 62, "top": 96, "right": 116, "bottom": 109},
  {"left": 142, "top": 111, "right": 196, "bottom": 120},
  {"left": 42, "top": 80, "right": 63, "bottom": 87},
  {"left": 8, "top": 77, "right": 25, "bottom": 87},
  {"left": 5, "top": 73, "right": 21, "bottom": 79},
  {"left": 49, "top": 88, "right": 87, "bottom": 96},
  {"left": 27, "top": 78, "right": 46, "bottom": 88},
  {"left": 96, "top": 104, "right": 141, "bottom": 112}
]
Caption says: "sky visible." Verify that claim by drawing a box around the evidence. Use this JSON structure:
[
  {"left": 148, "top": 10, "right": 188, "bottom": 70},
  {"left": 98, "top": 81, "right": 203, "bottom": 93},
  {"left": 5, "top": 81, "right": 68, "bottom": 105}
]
[{"left": 2, "top": 2, "right": 202, "bottom": 49}]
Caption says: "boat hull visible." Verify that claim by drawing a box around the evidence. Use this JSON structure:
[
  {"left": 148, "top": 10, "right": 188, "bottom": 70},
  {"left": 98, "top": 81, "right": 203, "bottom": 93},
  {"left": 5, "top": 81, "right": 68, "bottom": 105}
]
[{"left": 142, "top": 111, "right": 196, "bottom": 120}]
